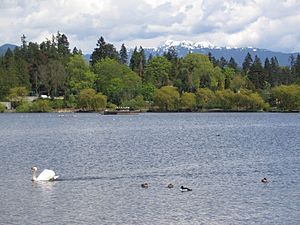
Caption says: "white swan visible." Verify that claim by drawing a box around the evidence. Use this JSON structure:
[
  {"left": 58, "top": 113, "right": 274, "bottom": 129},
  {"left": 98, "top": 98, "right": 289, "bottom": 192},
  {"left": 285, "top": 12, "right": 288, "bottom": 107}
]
[{"left": 31, "top": 166, "right": 59, "bottom": 181}]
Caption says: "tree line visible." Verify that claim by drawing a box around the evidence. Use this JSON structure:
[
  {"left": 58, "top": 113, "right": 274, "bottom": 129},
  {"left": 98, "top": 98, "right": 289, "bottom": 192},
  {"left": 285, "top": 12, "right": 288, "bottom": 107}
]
[{"left": 0, "top": 33, "right": 300, "bottom": 112}]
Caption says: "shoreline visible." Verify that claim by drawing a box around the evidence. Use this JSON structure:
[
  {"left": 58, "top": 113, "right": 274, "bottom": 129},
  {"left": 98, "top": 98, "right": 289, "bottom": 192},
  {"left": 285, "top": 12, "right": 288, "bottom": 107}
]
[{"left": 1, "top": 109, "right": 299, "bottom": 114}]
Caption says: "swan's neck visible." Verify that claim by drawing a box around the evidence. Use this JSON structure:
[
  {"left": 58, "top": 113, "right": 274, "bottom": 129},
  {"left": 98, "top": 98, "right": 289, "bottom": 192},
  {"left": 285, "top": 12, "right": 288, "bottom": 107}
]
[{"left": 32, "top": 170, "right": 37, "bottom": 181}]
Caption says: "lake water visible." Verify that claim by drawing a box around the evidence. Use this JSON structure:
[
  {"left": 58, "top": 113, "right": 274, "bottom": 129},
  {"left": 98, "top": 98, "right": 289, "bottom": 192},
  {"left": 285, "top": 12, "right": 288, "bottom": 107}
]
[{"left": 0, "top": 112, "right": 299, "bottom": 224}]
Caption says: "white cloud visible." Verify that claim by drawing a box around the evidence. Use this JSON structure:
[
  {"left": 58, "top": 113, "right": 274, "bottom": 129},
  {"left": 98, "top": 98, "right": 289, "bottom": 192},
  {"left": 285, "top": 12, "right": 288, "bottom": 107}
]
[{"left": 0, "top": 0, "right": 299, "bottom": 53}]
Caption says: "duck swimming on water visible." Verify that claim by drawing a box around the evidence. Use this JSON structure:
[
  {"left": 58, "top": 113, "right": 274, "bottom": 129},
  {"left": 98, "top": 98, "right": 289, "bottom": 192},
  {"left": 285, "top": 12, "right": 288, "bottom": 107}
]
[
  {"left": 180, "top": 186, "right": 192, "bottom": 192},
  {"left": 167, "top": 183, "right": 174, "bottom": 188},
  {"left": 141, "top": 183, "right": 149, "bottom": 188},
  {"left": 261, "top": 178, "right": 268, "bottom": 183}
]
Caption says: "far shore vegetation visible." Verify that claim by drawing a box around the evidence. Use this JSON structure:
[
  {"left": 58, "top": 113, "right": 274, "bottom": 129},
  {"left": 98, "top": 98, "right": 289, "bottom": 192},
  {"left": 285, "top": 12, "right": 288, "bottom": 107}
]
[{"left": 1, "top": 33, "right": 300, "bottom": 113}]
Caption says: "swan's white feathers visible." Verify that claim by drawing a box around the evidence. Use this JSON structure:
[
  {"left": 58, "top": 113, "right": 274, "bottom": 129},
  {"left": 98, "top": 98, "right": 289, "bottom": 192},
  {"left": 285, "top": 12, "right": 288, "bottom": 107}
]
[
  {"left": 33, "top": 168, "right": 59, "bottom": 181},
  {"left": 37, "top": 169, "right": 55, "bottom": 181}
]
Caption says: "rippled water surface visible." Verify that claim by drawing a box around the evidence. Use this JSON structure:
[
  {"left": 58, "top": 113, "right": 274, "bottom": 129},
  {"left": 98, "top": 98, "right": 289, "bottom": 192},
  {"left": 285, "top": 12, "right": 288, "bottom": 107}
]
[{"left": 0, "top": 113, "right": 299, "bottom": 224}]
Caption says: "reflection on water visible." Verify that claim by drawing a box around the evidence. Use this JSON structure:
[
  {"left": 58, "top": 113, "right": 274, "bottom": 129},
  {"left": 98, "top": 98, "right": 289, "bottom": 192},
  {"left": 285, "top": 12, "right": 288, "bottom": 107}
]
[
  {"left": 0, "top": 113, "right": 299, "bottom": 224},
  {"left": 32, "top": 181, "right": 57, "bottom": 190}
]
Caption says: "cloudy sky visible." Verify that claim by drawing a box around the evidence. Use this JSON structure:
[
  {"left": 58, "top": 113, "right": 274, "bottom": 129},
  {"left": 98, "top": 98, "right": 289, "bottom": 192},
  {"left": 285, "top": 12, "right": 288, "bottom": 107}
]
[{"left": 1, "top": 0, "right": 299, "bottom": 53}]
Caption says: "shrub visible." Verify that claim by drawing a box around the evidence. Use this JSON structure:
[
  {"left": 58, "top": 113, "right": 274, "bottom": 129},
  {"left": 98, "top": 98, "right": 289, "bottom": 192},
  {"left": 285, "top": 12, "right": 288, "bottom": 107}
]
[
  {"left": 0, "top": 104, "right": 5, "bottom": 113},
  {"left": 16, "top": 102, "right": 31, "bottom": 112},
  {"left": 30, "top": 100, "right": 52, "bottom": 112},
  {"left": 50, "top": 99, "right": 65, "bottom": 109}
]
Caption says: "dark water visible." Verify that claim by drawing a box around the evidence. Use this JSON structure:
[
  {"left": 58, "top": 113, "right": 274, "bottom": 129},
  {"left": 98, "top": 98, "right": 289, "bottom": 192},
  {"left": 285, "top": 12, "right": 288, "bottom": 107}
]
[{"left": 0, "top": 113, "right": 299, "bottom": 224}]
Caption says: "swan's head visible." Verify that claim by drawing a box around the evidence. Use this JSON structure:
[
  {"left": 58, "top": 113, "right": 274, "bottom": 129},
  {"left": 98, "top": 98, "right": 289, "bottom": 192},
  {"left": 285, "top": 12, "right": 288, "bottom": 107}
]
[{"left": 31, "top": 166, "right": 37, "bottom": 172}]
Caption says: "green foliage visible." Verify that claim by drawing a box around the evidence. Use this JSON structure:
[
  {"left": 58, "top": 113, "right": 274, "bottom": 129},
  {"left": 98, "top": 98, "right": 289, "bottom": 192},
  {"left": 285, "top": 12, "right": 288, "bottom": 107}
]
[
  {"left": 179, "top": 53, "right": 224, "bottom": 92},
  {"left": 230, "top": 75, "right": 247, "bottom": 92},
  {"left": 66, "top": 54, "right": 95, "bottom": 94},
  {"left": 242, "top": 52, "right": 253, "bottom": 74},
  {"left": 78, "top": 88, "right": 107, "bottom": 111},
  {"left": 271, "top": 84, "right": 300, "bottom": 110},
  {"left": 93, "top": 58, "right": 141, "bottom": 105},
  {"left": 78, "top": 88, "right": 96, "bottom": 111},
  {"left": 180, "top": 92, "right": 196, "bottom": 111},
  {"left": 228, "top": 57, "right": 238, "bottom": 72},
  {"left": 92, "top": 93, "right": 107, "bottom": 112},
  {"left": 248, "top": 92, "right": 270, "bottom": 111},
  {"left": 50, "top": 99, "right": 64, "bottom": 109},
  {"left": 38, "top": 59, "right": 66, "bottom": 98},
  {"left": 0, "top": 103, "right": 5, "bottom": 112},
  {"left": 198, "top": 88, "right": 268, "bottom": 111},
  {"left": 195, "top": 88, "right": 215, "bottom": 110},
  {"left": 144, "top": 56, "right": 171, "bottom": 87},
  {"left": 1, "top": 34, "right": 300, "bottom": 112},
  {"left": 8, "top": 86, "right": 28, "bottom": 100},
  {"left": 129, "top": 46, "right": 146, "bottom": 77},
  {"left": 64, "top": 94, "right": 77, "bottom": 108},
  {"left": 153, "top": 86, "right": 180, "bottom": 111},
  {"left": 248, "top": 55, "right": 264, "bottom": 89},
  {"left": 16, "top": 101, "right": 30, "bottom": 112},
  {"left": 119, "top": 43, "right": 128, "bottom": 64},
  {"left": 214, "top": 89, "right": 268, "bottom": 111},
  {"left": 90, "top": 36, "right": 119, "bottom": 65},
  {"left": 8, "top": 86, "right": 28, "bottom": 108},
  {"left": 122, "top": 95, "right": 146, "bottom": 110},
  {"left": 140, "top": 83, "right": 156, "bottom": 102},
  {"left": 223, "top": 67, "right": 235, "bottom": 89},
  {"left": 31, "top": 99, "right": 52, "bottom": 112}
]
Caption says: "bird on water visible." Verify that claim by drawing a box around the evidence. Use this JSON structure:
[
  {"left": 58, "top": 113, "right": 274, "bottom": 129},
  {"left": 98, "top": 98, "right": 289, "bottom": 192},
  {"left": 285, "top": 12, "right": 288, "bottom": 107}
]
[
  {"left": 180, "top": 186, "right": 192, "bottom": 192},
  {"left": 31, "top": 166, "right": 59, "bottom": 181}
]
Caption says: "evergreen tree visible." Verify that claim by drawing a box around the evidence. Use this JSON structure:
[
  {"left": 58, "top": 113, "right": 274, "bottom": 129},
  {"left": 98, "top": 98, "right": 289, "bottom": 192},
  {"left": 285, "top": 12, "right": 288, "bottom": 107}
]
[
  {"left": 129, "top": 47, "right": 138, "bottom": 71},
  {"left": 228, "top": 57, "right": 238, "bottom": 72},
  {"left": 119, "top": 43, "right": 128, "bottom": 64},
  {"left": 20, "top": 34, "right": 27, "bottom": 58},
  {"left": 163, "top": 46, "right": 179, "bottom": 82},
  {"left": 129, "top": 46, "right": 145, "bottom": 77},
  {"left": 242, "top": 52, "right": 253, "bottom": 75},
  {"left": 163, "top": 46, "right": 178, "bottom": 61},
  {"left": 90, "top": 36, "right": 106, "bottom": 65},
  {"left": 14, "top": 47, "right": 30, "bottom": 89},
  {"left": 264, "top": 57, "right": 271, "bottom": 85},
  {"left": 248, "top": 55, "right": 264, "bottom": 89},
  {"left": 90, "top": 36, "right": 118, "bottom": 65},
  {"left": 148, "top": 53, "right": 153, "bottom": 62},
  {"left": 144, "top": 56, "right": 171, "bottom": 87},
  {"left": 292, "top": 54, "right": 300, "bottom": 81},
  {"left": 218, "top": 56, "right": 227, "bottom": 69},
  {"left": 207, "top": 52, "right": 218, "bottom": 67},
  {"left": 56, "top": 32, "right": 70, "bottom": 60},
  {"left": 72, "top": 47, "right": 80, "bottom": 55},
  {"left": 270, "top": 57, "right": 280, "bottom": 86},
  {"left": 138, "top": 46, "right": 146, "bottom": 77}
]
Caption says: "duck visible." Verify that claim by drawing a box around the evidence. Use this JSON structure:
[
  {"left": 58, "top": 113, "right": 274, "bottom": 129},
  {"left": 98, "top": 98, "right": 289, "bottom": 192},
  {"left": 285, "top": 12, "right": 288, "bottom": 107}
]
[
  {"left": 141, "top": 182, "right": 149, "bottom": 188},
  {"left": 261, "top": 177, "right": 268, "bottom": 183},
  {"left": 31, "top": 166, "right": 59, "bottom": 181},
  {"left": 180, "top": 186, "right": 192, "bottom": 192},
  {"left": 167, "top": 183, "right": 174, "bottom": 188}
]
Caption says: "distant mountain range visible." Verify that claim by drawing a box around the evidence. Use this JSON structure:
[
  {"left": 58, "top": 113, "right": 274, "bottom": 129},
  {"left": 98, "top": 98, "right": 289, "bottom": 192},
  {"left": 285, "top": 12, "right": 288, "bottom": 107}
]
[
  {"left": 130, "top": 40, "right": 299, "bottom": 66},
  {"left": 2, "top": 41, "right": 299, "bottom": 66},
  {"left": 0, "top": 44, "right": 17, "bottom": 55}
]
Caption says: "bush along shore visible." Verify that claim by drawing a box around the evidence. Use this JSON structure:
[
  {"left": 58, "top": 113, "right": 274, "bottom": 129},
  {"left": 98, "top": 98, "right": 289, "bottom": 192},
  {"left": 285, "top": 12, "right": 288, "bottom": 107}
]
[{"left": 1, "top": 85, "right": 299, "bottom": 113}]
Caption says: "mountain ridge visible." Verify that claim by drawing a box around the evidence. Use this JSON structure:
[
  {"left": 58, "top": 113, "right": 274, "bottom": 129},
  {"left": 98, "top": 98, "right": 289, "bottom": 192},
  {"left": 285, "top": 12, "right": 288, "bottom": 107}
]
[
  {"left": 0, "top": 44, "right": 17, "bottom": 55},
  {"left": 140, "top": 40, "right": 299, "bottom": 66}
]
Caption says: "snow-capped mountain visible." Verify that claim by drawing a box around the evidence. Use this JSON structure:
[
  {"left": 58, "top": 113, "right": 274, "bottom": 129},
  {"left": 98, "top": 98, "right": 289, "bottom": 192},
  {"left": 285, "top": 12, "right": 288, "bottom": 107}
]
[
  {"left": 162, "top": 40, "right": 215, "bottom": 49},
  {"left": 139, "top": 40, "right": 299, "bottom": 66}
]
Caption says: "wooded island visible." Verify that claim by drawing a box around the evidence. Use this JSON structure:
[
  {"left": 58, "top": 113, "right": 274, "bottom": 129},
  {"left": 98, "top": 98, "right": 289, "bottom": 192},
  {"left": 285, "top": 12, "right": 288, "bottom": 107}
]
[{"left": 1, "top": 33, "right": 300, "bottom": 113}]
